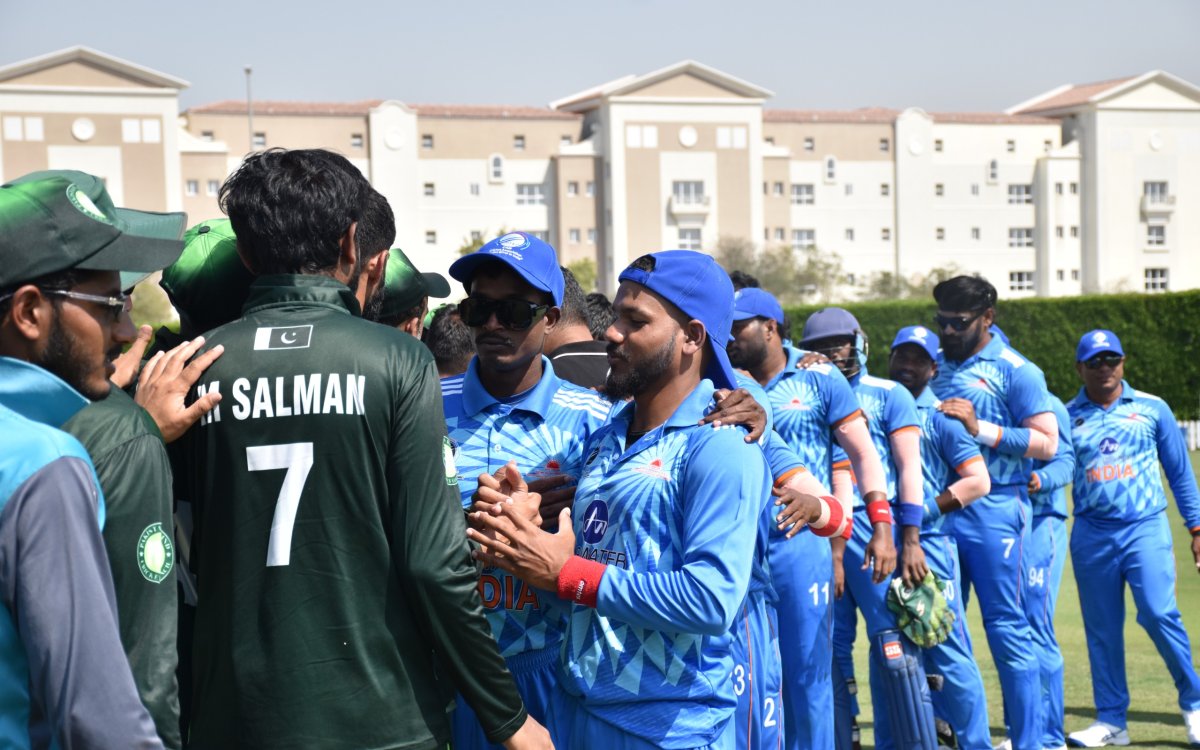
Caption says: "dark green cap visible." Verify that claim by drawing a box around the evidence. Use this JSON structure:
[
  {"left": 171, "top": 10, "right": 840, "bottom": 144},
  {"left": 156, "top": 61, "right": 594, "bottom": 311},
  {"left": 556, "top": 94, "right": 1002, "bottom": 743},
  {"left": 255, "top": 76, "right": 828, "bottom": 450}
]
[
  {"left": 378, "top": 247, "right": 450, "bottom": 321},
  {"left": 0, "top": 172, "right": 185, "bottom": 289},
  {"left": 160, "top": 219, "right": 254, "bottom": 332}
]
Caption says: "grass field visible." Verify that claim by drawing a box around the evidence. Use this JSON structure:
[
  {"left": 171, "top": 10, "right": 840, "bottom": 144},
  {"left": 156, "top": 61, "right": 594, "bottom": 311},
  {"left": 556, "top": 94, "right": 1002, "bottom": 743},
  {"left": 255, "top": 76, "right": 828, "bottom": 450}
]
[{"left": 850, "top": 452, "right": 1200, "bottom": 749}]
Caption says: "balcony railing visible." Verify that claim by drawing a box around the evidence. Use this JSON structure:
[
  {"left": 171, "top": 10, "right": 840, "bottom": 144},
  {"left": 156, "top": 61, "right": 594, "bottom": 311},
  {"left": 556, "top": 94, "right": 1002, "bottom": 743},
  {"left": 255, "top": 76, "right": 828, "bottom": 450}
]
[
  {"left": 669, "top": 194, "right": 711, "bottom": 218},
  {"left": 1141, "top": 194, "right": 1176, "bottom": 220}
]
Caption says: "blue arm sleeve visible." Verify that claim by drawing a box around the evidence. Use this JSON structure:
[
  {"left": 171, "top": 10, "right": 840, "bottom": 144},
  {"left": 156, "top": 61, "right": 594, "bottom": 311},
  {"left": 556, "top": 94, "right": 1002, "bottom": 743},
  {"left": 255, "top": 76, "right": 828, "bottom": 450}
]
[
  {"left": 1033, "top": 401, "right": 1075, "bottom": 494},
  {"left": 763, "top": 431, "right": 805, "bottom": 483},
  {"left": 596, "top": 427, "right": 769, "bottom": 636},
  {"left": 937, "top": 413, "right": 981, "bottom": 474},
  {"left": 1153, "top": 399, "right": 1200, "bottom": 530}
]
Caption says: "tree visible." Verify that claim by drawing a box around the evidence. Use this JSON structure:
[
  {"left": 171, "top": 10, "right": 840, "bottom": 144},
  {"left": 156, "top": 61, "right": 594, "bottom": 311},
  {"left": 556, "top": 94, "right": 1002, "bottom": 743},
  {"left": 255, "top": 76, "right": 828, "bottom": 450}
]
[
  {"left": 860, "top": 264, "right": 963, "bottom": 301},
  {"left": 457, "top": 228, "right": 512, "bottom": 257},
  {"left": 714, "top": 236, "right": 845, "bottom": 305},
  {"left": 567, "top": 258, "right": 597, "bottom": 293}
]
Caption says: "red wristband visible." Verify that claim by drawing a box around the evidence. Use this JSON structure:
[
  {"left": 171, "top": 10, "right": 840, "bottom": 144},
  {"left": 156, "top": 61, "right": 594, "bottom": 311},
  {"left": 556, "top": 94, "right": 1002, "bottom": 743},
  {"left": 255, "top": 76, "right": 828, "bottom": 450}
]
[
  {"left": 866, "top": 498, "right": 893, "bottom": 526},
  {"left": 557, "top": 556, "right": 606, "bottom": 608},
  {"left": 810, "top": 495, "right": 846, "bottom": 538},
  {"left": 841, "top": 516, "right": 853, "bottom": 540}
]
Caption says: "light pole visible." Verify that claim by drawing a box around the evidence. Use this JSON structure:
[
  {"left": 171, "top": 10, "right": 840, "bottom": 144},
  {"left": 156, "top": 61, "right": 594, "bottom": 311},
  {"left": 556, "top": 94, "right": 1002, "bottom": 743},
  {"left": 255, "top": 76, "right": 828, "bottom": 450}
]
[{"left": 245, "top": 65, "right": 254, "bottom": 152}]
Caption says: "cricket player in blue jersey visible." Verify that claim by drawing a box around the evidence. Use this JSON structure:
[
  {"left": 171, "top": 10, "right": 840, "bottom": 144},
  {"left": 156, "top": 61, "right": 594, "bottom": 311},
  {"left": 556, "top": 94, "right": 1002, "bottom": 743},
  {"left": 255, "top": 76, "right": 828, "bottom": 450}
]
[
  {"left": 1064, "top": 329, "right": 1200, "bottom": 749},
  {"left": 1026, "top": 395, "right": 1074, "bottom": 750},
  {"left": 800, "top": 308, "right": 933, "bottom": 750},
  {"left": 442, "top": 232, "right": 613, "bottom": 749},
  {"left": 728, "top": 288, "right": 889, "bottom": 750},
  {"left": 930, "top": 276, "right": 1057, "bottom": 750},
  {"left": 468, "top": 250, "right": 771, "bottom": 750},
  {"left": 889, "top": 326, "right": 994, "bottom": 750}
]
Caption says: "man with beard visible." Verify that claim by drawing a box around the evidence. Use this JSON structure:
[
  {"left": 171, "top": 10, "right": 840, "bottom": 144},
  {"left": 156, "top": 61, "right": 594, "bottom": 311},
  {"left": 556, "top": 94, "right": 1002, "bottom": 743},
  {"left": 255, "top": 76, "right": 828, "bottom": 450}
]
[
  {"left": 727, "top": 287, "right": 889, "bottom": 750},
  {"left": 443, "top": 232, "right": 611, "bottom": 750},
  {"left": 468, "top": 250, "right": 771, "bottom": 749},
  {"left": 887, "top": 326, "right": 992, "bottom": 749},
  {"left": 0, "top": 174, "right": 180, "bottom": 748},
  {"left": 930, "top": 276, "right": 1057, "bottom": 750},
  {"left": 178, "top": 149, "right": 550, "bottom": 750}
]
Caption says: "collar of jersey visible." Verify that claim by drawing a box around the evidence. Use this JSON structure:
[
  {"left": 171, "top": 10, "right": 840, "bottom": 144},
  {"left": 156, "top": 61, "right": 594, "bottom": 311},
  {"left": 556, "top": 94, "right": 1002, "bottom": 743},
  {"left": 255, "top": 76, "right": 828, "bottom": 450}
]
[
  {"left": 948, "top": 333, "right": 1006, "bottom": 369},
  {"left": 1075, "top": 379, "right": 1134, "bottom": 411},
  {"left": 608, "top": 378, "right": 719, "bottom": 453},
  {"left": 0, "top": 356, "right": 89, "bottom": 428},
  {"left": 241, "top": 274, "right": 362, "bottom": 317},
  {"left": 914, "top": 385, "right": 938, "bottom": 408},
  {"left": 766, "top": 344, "right": 808, "bottom": 389},
  {"left": 461, "top": 355, "right": 561, "bottom": 418}
]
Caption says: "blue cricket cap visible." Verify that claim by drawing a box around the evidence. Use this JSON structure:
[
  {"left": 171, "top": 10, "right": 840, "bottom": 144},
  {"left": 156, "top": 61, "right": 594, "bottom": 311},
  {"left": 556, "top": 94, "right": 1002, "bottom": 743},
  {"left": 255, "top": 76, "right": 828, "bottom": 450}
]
[
  {"left": 731, "top": 287, "right": 785, "bottom": 325},
  {"left": 448, "top": 231, "right": 564, "bottom": 305},
  {"left": 1076, "top": 329, "right": 1124, "bottom": 362},
  {"left": 800, "top": 307, "right": 862, "bottom": 347},
  {"left": 891, "top": 325, "right": 940, "bottom": 361},
  {"left": 619, "top": 250, "right": 738, "bottom": 391}
]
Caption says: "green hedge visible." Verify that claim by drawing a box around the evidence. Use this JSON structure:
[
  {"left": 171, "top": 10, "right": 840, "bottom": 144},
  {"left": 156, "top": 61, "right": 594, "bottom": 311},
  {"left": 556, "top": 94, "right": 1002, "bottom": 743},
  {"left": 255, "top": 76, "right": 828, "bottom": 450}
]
[{"left": 782, "top": 290, "right": 1200, "bottom": 419}]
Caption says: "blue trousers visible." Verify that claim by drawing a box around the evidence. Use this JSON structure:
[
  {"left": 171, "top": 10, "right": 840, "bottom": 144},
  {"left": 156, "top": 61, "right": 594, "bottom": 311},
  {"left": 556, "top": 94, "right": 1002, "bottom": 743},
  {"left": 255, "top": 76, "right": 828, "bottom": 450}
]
[
  {"left": 452, "top": 646, "right": 559, "bottom": 750},
  {"left": 732, "top": 593, "right": 784, "bottom": 750},
  {"left": 770, "top": 530, "right": 834, "bottom": 750},
  {"left": 1025, "top": 514, "right": 1067, "bottom": 748},
  {"left": 550, "top": 687, "right": 736, "bottom": 750},
  {"left": 952, "top": 484, "right": 1041, "bottom": 750},
  {"left": 1071, "top": 512, "right": 1200, "bottom": 727}
]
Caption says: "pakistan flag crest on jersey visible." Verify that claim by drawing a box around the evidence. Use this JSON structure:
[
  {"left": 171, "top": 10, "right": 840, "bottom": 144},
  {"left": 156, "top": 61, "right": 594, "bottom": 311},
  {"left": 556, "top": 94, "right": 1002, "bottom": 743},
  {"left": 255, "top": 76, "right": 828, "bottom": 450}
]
[
  {"left": 137, "top": 522, "right": 175, "bottom": 583},
  {"left": 444, "top": 436, "right": 459, "bottom": 486}
]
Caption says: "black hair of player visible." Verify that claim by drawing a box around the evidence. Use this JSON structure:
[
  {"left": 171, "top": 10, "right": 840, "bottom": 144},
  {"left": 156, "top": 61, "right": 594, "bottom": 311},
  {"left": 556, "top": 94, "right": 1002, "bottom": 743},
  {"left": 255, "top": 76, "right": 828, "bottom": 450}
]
[
  {"left": 219, "top": 148, "right": 373, "bottom": 276},
  {"left": 559, "top": 266, "right": 589, "bottom": 327},
  {"left": 423, "top": 303, "right": 475, "bottom": 376},
  {"left": 933, "top": 275, "right": 997, "bottom": 313},
  {"left": 355, "top": 189, "right": 396, "bottom": 261},
  {"left": 466, "top": 259, "right": 554, "bottom": 307},
  {"left": 585, "top": 292, "right": 615, "bottom": 341},
  {"left": 728, "top": 269, "right": 760, "bottom": 291}
]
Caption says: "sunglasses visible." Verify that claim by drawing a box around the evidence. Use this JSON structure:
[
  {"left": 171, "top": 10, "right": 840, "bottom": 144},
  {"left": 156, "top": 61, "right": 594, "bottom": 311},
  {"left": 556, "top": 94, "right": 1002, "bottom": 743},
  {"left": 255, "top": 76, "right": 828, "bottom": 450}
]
[
  {"left": 459, "top": 297, "right": 549, "bottom": 331},
  {"left": 934, "top": 311, "right": 985, "bottom": 332},
  {"left": 1085, "top": 353, "right": 1124, "bottom": 370}
]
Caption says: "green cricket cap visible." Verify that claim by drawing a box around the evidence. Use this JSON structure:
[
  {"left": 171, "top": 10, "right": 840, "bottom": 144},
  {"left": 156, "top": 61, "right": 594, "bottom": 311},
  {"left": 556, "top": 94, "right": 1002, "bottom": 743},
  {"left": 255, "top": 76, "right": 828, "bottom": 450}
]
[
  {"left": 0, "top": 172, "right": 185, "bottom": 290},
  {"left": 378, "top": 247, "right": 450, "bottom": 321},
  {"left": 160, "top": 219, "right": 254, "bottom": 332}
]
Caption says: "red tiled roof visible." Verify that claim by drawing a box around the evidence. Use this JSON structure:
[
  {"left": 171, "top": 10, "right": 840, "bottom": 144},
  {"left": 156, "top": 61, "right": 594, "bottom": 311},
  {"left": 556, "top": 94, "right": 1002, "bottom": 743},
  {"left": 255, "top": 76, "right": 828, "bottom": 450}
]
[
  {"left": 930, "top": 112, "right": 1058, "bottom": 125},
  {"left": 186, "top": 100, "right": 578, "bottom": 120},
  {"left": 411, "top": 104, "right": 579, "bottom": 120},
  {"left": 764, "top": 107, "right": 899, "bottom": 124},
  {"left": 1014, "top": 76, "right": 1137, "bottom": 114}
]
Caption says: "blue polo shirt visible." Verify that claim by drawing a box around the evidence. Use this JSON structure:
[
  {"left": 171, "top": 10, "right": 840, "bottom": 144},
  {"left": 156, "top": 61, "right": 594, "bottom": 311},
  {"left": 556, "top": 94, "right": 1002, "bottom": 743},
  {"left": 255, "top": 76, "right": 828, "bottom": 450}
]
[
  {"left": 832, "top": 368, "right": 921, "bottom": 506},
  {"left": 441, "top": 357, "right": 611, "bottom": 658},
  {"left": 1066, "top": 380, "right": 1200, "bottom": 530},
  {"left": 562, "top": 379, "right": 771, "bottom": 748},
  {"left": 1030, "top": 396, "right": 1074, "bottom": 519},
  {"left": 932, "top": 335, "right": 1053, "bottom": 487},
  {"left": 914, "top": 386, "right": 981, "bottom": 536}
]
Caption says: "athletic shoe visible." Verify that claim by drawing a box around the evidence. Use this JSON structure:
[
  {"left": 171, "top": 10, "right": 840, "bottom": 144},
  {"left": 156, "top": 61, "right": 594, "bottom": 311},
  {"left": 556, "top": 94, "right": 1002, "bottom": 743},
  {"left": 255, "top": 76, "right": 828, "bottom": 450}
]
[
  {"left": 1067, "top": 721, "right": 1130, "bottom": 747},
  {"left": 992, "top": 739, "right": 1010, "bottom": 750},
  {"left": 1185, "top": 708, "right": 1200, "bottom": 746}
]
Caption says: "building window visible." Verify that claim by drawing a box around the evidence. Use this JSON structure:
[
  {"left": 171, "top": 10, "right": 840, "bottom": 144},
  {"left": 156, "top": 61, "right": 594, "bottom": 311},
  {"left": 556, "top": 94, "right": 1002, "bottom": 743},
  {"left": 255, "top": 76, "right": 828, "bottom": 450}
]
[
  {"left": 773, "top": 182, "right": 784, "bottom": 197},
  {"left": 1009, "top": 271, "right": 1034, "bottom": 291},
  {"left": 1144, "top": 267, "right": 1169, "bottom": 292},
  {"left": 881, "top": 228, "right": 891, "bottom": 241},
  {"left": 569, "top": 228, "right": 581, "bottom": 244},
  {"left": 587, "top": 228, "right": 596, "bottom": 244},
  {"left": 585, "top": 181, "right": 595, "bottom": 197},
  {"left": 425, "top": 231, "right": 437, "bottom": 244},
  {"left": 678, "top": 228, "right": 701, "bottom": 251},
  {"left": 846, "top": 273, "right": 857, "bottom": 286},
  {"left": 880, "top": 183, "right": 890, "bottom": 197},
  {"left": 1007, "top": 184, "right": 1033, "bottom": 204},
  {"left": 804, "top": 137, "right": 815, "bottom": 152},
  {"left": 2, "top": 117, "right": 21, "bottom": 141},
  {"left": 1006, "top": 139, "right": 1016, "bottom": 152},
  {"left": 561, "top": 135, "right": 572, "bottom": 146},
  {"left": 1055, "top": 182, "right": 1063, "bottom": 195},
  {"left": 139, "top": 119, "right": 160, "bottom": 143},
  {"left": 935, "top": 183, "right": 944, "bottom": 197},
  {"left": 625, "top": 125, "right": 658, "bottom": 148},
  {"left": 988, "top": 160, "right": 999, "bottom": 182},
  {"left": 122, "top": 118, "right": 142, "bottom": 143},
  {"left": 1056, "top": 269, "right": 1064, "bottom": 281},
  {"left": 22, "top": 117, "right": 43, "bottom": 140},
  {"left": 528, "top": 231, "right": 549, "bottom": 242},
  {"left": 879, "top": 138, "right": 889, "bottom": 152},
  {"left": 350, "top": 133, "right": 364, "bottom": 149},
  {"left": 470, "top": 231, "right": 482, "bottom": 243},
  {"left": 201, "top": 130, "right": 215, "bottom": 141},
  {"left": 470, "top": 183, "right": 480, "bottom": 196},
  {"left": 672, "top": 180, "right": 705, "bottom": 205},
  {"left": 422, "top": 134, "right": 434, "bottom": 149},
  {"left": 1069, "top": 182, "right": 1078, "bottom": 194},
  {"left": 206, "top": 180, "right": 219, "bottom": 197},
  {"left": 1144, "top": 181, "right": 1169, "bottom": 203},
  {"left": 1070, "top": 226, "right": 1079, "bottom": 238},
  {"left": 791, "top": 183, "right": 814, "bottom": 205},
  {"left": 765, "top": 136, "right": 775, "bottom": 145},
  {"left": 971, "top": 183, "right": 980, "bottom": 196},
  {"left": 824, "top": 156, "right": 837, "bottom": 181},
  {"left": 185, "top": 180, "right": 199, "bottom": 197},
  {"left": 423, "top": 183, "right": 435, "bottom": 197},
  {"left": 844, "top": 228, "right": 855, "bottom": 241},
  {"left": 513, "top": 135, "right": 526, "bottom": 151},
  {"left": 774, "top": 228, "right": 786, "bottom": 242},
  {"left": 792, "top": 229, "right": 815, "bottom": 250},
  {"left": 763, "top": 182, "right": 768, "bottom": 195},
  {"left": 1055, "top": 226, "right": 1064, "bottom": 238},
  {"left": 1147, "top": 225, "right": 1165, "bottom": 246},
  {"left": 844, "top": 183, "right": 854, "bottom": 196},
  {"left": 516, "top": 183, "right": 545, "bottom": 205},
  {"left": 934, "top": 139, "right": 944, "bottom": 152},
  {"left": 252, "top": 132, "right": 266, "bottom": 148},
  {"left": 567, "top": 181, "right": 578, "bottom": 197},
  {"left": 936, "top": 227, "right": 945, "bottom": 241},
  {"left": 1044, "top": 139, "right": 1053, "bottom": 152},
  {"left": 1008, "top": 228, "right": 1034, "bottom": 248},
  {"left": 971, "top": 227, "right": 981, "bottom": 240},
  {"left": 489, "top": 154, "right": 504, "bottom": 182}
]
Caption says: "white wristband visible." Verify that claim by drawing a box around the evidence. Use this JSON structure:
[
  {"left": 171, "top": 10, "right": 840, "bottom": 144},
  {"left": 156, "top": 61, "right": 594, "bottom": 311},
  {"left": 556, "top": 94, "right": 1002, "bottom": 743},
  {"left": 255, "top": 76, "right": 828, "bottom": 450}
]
[
  {"left": 974, "top": 420, "right": 1001, "bottom": 448},
  {"left": 810, "top": 496, "right": 832, "bottom": 530}
]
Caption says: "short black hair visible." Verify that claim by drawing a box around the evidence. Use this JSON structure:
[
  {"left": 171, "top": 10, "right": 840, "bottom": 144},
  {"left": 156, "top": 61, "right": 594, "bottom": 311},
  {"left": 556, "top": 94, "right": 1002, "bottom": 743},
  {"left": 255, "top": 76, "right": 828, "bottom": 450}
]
[
  {"left": 559, "top": 266, "right": 589, "bottom": 326},
  {"left": 423, "top": 303, "right": 475, "bottom": 375},
  {"left": 355, "top": 189, "right": 396, "bottom": 260},
  {"left": 220, "top": 148, "right": 372, "bottom": 275},
  {"left": 585, "top": 292, "right": 615, "bottom": 341},
  {"left": 0, "top": 268, "right": 87, "bottom": 318},
  {"left": 933, "top": 275, "right": 997, "bottom": 313},
  {"left": 729, "top": 270, "right": 760, "bottom": 291}
]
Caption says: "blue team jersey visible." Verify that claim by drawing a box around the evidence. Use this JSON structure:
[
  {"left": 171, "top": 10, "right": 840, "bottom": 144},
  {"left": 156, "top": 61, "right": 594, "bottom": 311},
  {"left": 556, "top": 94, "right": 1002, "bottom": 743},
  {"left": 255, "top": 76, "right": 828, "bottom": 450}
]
[
  {"left": 762, "top": 345, "right": 862, "bottom": 491},
  {"left": 833, "top": 369, "right": 921, "bottom": 506},
  {"left": 1066, "top": 381, "right": 1200, "bottom": 529},
  {"left": 563, "top": 380, "right": 771, "bottom": 748},
  {"left": 931, "top": 336, "right": 1053, "bottom": 487},
  {"left": 442, "top": 357, "right": 611, "bottom": 658},
  {"left": 1031, "top": 396, "right": 1074, "bottom": 519},
  {"left": 914, "top": 386, "right": 981, "bottom": 535}
]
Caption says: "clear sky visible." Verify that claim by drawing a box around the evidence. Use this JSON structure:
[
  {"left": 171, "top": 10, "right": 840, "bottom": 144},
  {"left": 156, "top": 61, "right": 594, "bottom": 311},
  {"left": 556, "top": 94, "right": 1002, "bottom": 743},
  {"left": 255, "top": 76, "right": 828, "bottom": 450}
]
[{"left": 3, "top": 0, "right": 1198, "bottom": 113}]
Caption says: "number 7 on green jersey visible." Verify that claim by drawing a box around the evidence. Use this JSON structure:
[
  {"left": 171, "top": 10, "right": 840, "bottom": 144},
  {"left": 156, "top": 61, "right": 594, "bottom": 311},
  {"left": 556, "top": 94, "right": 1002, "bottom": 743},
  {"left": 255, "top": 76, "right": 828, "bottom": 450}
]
[{"left": 247, "top": 443, "right": 314, "bottom": 566}]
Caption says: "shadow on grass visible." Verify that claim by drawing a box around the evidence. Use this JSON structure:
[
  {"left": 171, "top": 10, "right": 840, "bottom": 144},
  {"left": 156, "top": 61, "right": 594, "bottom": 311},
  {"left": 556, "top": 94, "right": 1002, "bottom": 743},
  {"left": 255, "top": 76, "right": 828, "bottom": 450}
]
[{"left": 1066, "top": 705, "right": 1184, "bottom": 725}]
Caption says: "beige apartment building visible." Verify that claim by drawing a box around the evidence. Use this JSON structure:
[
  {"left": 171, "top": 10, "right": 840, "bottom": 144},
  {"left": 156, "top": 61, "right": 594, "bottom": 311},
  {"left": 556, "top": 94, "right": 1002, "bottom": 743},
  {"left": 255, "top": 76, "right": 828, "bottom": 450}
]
[{"left": 2, "top": 48, "right": 1197, "bottom": 300}]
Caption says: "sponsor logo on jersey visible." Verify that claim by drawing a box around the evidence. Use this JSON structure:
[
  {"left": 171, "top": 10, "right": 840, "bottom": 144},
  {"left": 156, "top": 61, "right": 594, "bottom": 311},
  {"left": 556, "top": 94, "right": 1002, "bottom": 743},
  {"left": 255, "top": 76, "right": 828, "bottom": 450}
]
[
  {"left": 529, "top": 458, "right": 564, "bottom": 478},
  {"left": 970, "top": 377, "right": 995, "bottom": 395},
  {"left": 1099, "top": 436, "right": 1119, "bottom": 455},
  {"left": 1074, "top": 417, "right": 1086, "bottom": 427},
  {"left": 1126, "top": 412, "right": 1144, "bottom": 422},
  {"left": 581, "top": 499, "right": 610, "bottom": 544},
  {"left": 443, "top": 436, "right": 458, "bottom": 485},
  {"left": 1086, "top": 464, "right": 1135, "bottom": 483},
  {"left": 781, "top": 397, "right": 812, "bottom": 411},
  {"left": 137, "top": 522, "right": 175, "bottom": 584},
  {"left": 253, "top": 324, "right": 313, "bottom": 350},
  {"left": 632, "top": 456, "right": 671, "bottom": 480},
  {"left": 883, "top": 640, "right": 903, "bottom": 660}
]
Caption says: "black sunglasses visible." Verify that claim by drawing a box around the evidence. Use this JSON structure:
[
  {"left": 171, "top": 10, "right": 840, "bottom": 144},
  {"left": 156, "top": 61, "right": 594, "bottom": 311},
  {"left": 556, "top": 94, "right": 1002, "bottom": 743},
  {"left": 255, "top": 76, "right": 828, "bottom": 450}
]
[
  {"left": 459, "top": 297, "right": 549, "bottom": 331},
  {"left": 934, "top": 311, "right": 985, "bottom": 332},
  {"left": 1085, "top": 353, "right": 1124, "bottom": 370}
]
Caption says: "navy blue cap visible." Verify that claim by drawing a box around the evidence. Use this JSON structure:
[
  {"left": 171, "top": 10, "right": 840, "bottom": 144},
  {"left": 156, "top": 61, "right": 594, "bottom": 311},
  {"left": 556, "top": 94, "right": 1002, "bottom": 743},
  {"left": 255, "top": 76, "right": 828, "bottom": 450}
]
[
  {"left": 448, "top": 231, "right": 564, "bottom": 305},
  {"left": 731, "top": 287, "right": 785, "bottom": 325},
  {"left": 891, "top": 325, "right": 940, "bottom": 361},
  {"left": 800, "top": 307, "right": 862, "bottom": 346},
  {"left": 1076, "top": 329, "right": 1124, "bottom": 362},
  {"left": 619, "top": 250, "right": 738, "bottom": 391}
]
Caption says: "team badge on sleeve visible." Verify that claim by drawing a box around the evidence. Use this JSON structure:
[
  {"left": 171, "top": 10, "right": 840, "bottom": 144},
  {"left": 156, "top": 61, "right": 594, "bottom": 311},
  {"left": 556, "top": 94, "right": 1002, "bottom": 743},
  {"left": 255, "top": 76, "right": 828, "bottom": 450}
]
[
  {"left": 443, "top": 436, "right": 458, "bottom": 485},
  {"left": 137, "top": 522, "right": 175, "bottom": 584}
]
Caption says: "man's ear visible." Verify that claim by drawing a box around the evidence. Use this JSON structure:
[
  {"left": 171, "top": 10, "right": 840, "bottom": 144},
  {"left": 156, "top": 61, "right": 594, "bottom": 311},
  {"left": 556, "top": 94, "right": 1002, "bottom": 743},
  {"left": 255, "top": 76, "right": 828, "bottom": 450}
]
[
  {"left": 682, "top": 319, "right": 706, "bottom": 356},
  {"left": 6, "top": 285, "right": 53, "bottom": 343},
  {"left": 338, "top": 221, "right": 360, "bottom": 276},
  {"left": 542, "top": 305, "right": 561, "bottom": 333},
  {"left": 363, "top": 246, "right": 387, "bottom": 287}
]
